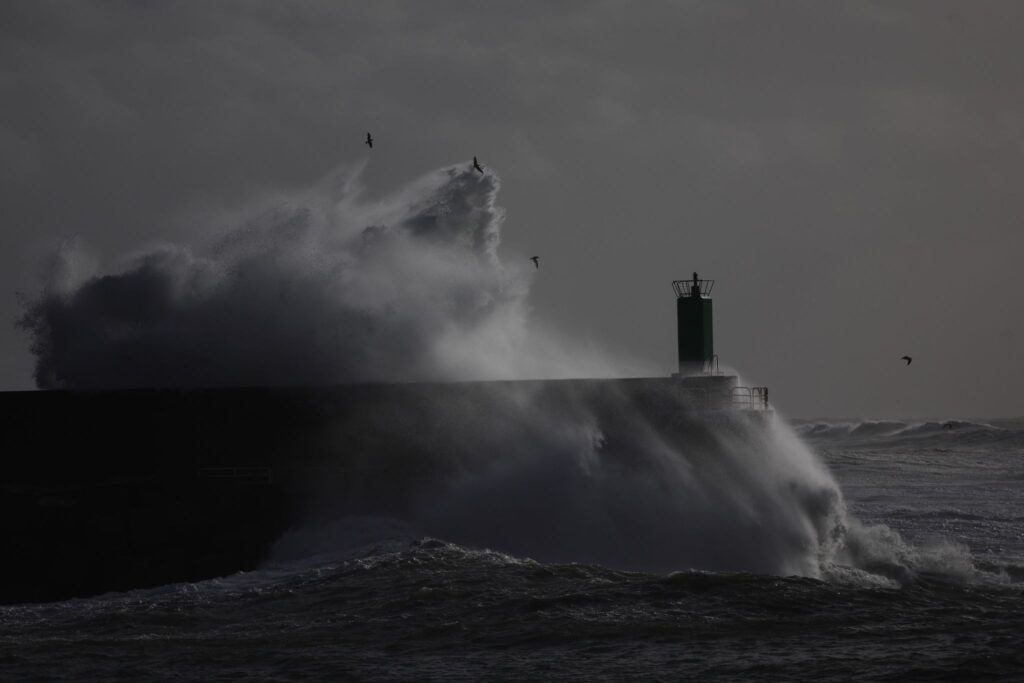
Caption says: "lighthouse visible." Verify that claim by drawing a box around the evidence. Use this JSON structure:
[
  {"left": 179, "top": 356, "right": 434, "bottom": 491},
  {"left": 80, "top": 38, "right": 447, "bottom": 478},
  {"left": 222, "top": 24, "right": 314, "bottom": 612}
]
[
  {"left": 673, "top": 272, "right": 714, "bottom": 376},
  {"left": 671, "top": 273, "right": 769, "bottom": 411}
]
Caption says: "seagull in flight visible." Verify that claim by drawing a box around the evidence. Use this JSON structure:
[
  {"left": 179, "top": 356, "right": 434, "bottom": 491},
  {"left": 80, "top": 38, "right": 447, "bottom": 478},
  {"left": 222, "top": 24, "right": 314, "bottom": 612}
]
[
  {"left": 473, "top": 156, "right": 484, "bottom": 173},
  {"left": 365, "top": 132, "right": 373, "bottom": 149},
  {"left": 530, "top": 256, "right": 539, "bottom": 269},
  {"left": 901, "top": 356, "right": 912, "bottom": 365}
]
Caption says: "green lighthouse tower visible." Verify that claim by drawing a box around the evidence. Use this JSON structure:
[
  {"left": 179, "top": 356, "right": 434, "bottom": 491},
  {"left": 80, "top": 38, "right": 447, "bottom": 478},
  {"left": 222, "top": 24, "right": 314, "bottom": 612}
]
[{"left": 673, "top": 272, "right": 714, "bottom": 376}]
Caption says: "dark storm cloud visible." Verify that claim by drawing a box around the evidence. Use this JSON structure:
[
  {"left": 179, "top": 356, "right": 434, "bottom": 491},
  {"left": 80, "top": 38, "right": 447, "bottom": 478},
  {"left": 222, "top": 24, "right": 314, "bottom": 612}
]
[{"left": 2, "top": 1, "right": 1023, "bottom": 415}]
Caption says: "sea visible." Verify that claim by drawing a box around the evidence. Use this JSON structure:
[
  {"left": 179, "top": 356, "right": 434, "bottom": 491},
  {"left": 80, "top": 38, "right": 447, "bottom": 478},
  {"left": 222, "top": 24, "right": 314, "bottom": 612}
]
[{"left": 3, "top": 415, "right": 1023, "bottom": 681}]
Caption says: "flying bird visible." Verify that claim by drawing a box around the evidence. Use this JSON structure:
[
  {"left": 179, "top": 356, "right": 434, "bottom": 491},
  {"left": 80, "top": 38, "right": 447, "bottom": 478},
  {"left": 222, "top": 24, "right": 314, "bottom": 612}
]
[
  {"left": 530, "top": 256, "right": 539, "bottom": 269},
  {"left": 901, "top": 356, "right": 912, "bottom": 365},
  {"left": 473, "top": 156, "right": 484, "bottom": 173},
  {"left": 365, "top": 132, "right": 373, "bottom": 148}
]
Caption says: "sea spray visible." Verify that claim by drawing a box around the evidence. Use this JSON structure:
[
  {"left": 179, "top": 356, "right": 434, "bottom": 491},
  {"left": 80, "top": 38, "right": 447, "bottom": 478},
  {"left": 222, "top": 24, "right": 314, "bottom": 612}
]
[
  {"left": 17, "top": 161, "right": 984, "bottom": 585},
  {"left": 18, "top": 163, "right": 642, "bottom": 389},
  {"left": 267, "top": 380, "right": 851, "bottom": 578},
  {"left": 267, "top": 382, "right": 991, "bottom": 585}
]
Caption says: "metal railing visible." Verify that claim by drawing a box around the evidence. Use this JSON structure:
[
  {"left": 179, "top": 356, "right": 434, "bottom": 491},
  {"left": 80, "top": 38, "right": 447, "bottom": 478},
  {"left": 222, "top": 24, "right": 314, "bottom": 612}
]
[
  {"left": 731, "top": 386, "right": 770, "bottom": 411},
  {"left": 672, "top": 278, "right": 715, "bottom": 298}
]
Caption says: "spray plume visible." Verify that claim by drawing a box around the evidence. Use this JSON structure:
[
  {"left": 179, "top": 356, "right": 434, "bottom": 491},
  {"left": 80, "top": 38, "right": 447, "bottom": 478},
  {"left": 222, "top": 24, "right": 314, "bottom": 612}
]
[
  {"left": 17, "top": 162, "right": 978, "bottom": 583},
  {"left": 19, "top": 164, "right": 628, "bottom": 389}
]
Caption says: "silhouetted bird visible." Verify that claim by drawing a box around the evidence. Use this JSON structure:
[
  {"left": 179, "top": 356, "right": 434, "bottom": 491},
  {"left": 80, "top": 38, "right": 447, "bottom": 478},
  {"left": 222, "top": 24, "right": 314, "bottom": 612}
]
[
  {"left": 901, "top": 356, "right": 912, "bottom": 365},
  {"left": 530, "top": 256, "right": 539, "bottom": 269},
  {"left": 473, "top": 156, "right": 484, "bottom": 173},
  {"left": 365, "top": 132, "right": 373, "bottom": 148}
]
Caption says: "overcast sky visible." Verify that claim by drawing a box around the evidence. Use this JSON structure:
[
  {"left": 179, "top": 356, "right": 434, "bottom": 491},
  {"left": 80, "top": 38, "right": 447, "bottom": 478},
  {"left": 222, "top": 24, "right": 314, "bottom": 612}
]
[{"left": 2, "top": 1, "right": 1022, "bottom": 417}]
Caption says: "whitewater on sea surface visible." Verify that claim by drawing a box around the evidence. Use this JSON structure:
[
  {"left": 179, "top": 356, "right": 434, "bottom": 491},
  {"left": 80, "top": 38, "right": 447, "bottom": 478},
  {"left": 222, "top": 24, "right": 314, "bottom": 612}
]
[
  {"left": 7, "top": 164, "right": 1023, "bottom": 679},
  {"left": 4, "top": 412, "right": 1023, "bottom": 681}
]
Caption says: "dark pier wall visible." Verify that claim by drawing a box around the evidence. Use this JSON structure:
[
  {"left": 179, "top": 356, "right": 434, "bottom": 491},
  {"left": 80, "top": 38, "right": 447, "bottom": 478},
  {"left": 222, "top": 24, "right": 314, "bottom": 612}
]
[{"left": 1, "top": 378, "right": 721, "bottom": 604}]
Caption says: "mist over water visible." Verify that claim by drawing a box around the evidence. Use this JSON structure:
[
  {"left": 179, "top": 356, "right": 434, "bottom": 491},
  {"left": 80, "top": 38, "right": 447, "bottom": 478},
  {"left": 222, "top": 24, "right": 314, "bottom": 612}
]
[{"left": 17, "top": 162, "right": 993, "bottom": 584}]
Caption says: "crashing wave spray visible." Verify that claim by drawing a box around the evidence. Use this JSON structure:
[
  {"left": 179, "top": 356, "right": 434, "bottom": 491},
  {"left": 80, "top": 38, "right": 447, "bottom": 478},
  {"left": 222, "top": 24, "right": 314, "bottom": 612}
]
[
  {"left": 18, "top": 164, "right": 632, "bottom": 389},
  {"left": 414, "top": 387, "right": 848, "bottom": 578},
  {"left": 262, "top": 378, "right": 850, "bottom": 578},
  {"left": 17, "top": 162, "right": 975, "bottom": 583}
]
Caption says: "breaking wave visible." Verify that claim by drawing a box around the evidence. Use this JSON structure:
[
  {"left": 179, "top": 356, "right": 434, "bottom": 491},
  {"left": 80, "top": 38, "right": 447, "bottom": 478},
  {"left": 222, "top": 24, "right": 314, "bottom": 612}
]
[
  {"left": 15, "top": 161, "right": 996, "bottom": 587},
  {"left": 18, "top": 163, "right": 639, "bottom": 389},
  {"left": 254, "top": 380, "right": 849, "bottom": 579},
  {"left": 793, "top": 419, "right": 1023, "bottom": 449}
]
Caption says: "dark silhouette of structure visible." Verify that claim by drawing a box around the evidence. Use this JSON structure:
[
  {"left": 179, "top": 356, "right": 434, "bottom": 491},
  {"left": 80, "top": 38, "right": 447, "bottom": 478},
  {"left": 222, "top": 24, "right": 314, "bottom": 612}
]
[
  {"left": 0, "top": 275, "right": 773, "bottom": 605},
  {"left": 673, "top": 272, "right": 714, "bottom": 376},
  {"left": 670, "top": 272, "right": 769, "bottom": 413}
]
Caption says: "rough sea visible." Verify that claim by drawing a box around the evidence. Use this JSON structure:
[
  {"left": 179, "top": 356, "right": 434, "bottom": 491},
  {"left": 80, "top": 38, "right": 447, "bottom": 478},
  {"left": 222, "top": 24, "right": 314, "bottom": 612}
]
[{"left": 2, "top": 415, "right": 1023, "bottom": 681}]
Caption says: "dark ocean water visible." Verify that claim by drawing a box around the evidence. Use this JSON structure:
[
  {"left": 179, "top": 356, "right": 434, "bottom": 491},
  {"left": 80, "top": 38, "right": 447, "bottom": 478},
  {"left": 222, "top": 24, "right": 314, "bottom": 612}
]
[{"left": 3, "top": 417, "right": 1024, "bottom": 681}]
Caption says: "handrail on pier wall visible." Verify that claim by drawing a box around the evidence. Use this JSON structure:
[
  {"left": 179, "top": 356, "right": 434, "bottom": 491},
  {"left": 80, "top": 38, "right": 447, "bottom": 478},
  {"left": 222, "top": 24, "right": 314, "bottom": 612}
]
[{"left": 730, "top": 386, "right": 770, "bottom": 411}]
